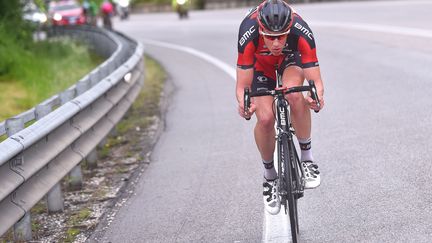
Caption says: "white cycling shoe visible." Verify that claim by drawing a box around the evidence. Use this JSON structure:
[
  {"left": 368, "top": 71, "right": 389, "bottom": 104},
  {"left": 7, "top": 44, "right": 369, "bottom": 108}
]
[
  {"left": 263, "top": 179, "right": 281, "bottom": 215},
  {"left": 302, "top": 160, "right": 321, "bottom": 189}
]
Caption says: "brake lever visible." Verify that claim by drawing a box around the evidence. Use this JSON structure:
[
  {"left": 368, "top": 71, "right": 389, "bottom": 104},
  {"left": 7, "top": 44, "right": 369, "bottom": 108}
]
[
  {"left": 244, "top": 87, "right": 251, "bottom": 120},
  {"left": 308, "top": 80, "right": 320, "bottom": 113}
]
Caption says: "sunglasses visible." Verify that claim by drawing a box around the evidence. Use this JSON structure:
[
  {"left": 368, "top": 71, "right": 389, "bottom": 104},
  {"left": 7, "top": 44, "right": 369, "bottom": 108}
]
[{"left": 260, "top": 29, "right": 290, "bottom": 40}]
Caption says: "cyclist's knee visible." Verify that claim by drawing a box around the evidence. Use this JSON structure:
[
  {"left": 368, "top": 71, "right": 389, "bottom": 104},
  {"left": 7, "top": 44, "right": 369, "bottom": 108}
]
[
  {"left": 256, "top": 114, "right": 275, "bottom": 131},
  {"left": 287, "top": 93, "right": 305, "bottom": 110},
  {"left": 282, "top": 66, "right": 304, "bottom": 85}
]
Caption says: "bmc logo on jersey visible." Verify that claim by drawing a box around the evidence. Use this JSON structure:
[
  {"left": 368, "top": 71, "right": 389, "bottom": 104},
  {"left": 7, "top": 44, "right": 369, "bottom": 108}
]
[
  {"left": 294, "top": 22, "right": 313, "bottom": 40},
  {"left": 239, "top": 26, "right": 256, "bottom": 46}
]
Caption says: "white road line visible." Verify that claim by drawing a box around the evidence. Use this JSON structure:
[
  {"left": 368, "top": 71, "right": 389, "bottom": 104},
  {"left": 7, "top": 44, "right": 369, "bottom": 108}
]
[
  {"left": 142, "top": 39, "right": 236, "bottom": 79},
  {"left": 263, "top": 146, "right": 293, "bottom": 243},
  {"left": 139, "top": 20, "right": 432, "bottom": 240}
]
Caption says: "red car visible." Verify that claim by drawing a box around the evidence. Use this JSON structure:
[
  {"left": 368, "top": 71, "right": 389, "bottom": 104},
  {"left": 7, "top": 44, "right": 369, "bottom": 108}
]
[{"left": 49, "top": 1, "right": 86, "bottom": 26}]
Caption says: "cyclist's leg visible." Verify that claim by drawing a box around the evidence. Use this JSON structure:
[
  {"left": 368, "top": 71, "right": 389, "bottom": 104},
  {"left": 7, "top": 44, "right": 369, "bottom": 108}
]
[
  {"left": 251, "top": 71, "right": 277, "bottom": 176},
  {"left": 253, "top": 96, "right": 275, "bottom": 163},
  {"left": 252, "top": 71, "right": 281, "bottom": 215},
  {"left": 280, "top": 53, "right": 320, "bottom": 188},
  {"left": 280, "top": 53, "right": 310, "bottom": 140},
  {"left": 251, "top": 70, "right": 277, "bottom": 161}
]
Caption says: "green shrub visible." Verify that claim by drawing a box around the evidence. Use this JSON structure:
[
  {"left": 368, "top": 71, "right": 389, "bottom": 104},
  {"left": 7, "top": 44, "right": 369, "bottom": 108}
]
[{"left": 0, "top": 25, "right": 102, "bottom": 120}]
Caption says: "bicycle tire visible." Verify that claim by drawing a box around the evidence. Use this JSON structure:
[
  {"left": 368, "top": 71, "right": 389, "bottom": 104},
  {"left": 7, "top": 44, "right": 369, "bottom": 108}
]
[
  {"left": 281, "top": 134, "right": 299, "bottom": 243},
  {"left": 288, "top": 137, "right": 302, "bottom": 234}
]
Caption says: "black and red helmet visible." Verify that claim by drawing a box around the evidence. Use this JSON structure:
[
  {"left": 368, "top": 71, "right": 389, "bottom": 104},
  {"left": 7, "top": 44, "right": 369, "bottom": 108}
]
[{"left": 257, "top": 0, "right": 293, "bottom": 34}]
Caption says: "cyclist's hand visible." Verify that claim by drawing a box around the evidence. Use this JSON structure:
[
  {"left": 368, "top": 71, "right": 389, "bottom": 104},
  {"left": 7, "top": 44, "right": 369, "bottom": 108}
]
[
  {"left": 306, "top": 95, "right": 324, "bottom": 112},
  {"left": 238, "top": 101, "right": 256, "bottom": 119}
]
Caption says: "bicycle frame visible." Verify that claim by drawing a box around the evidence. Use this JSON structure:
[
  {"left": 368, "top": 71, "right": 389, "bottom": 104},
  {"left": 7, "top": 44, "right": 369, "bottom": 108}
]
[{"left": 273, "top": 70, "right": 304, "bottom": 206}]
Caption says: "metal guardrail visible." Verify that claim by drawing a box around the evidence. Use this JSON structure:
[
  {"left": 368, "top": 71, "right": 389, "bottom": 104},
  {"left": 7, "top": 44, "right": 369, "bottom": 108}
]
[{"left": 0, "top": 25, "right": 145, "bottom": 239}]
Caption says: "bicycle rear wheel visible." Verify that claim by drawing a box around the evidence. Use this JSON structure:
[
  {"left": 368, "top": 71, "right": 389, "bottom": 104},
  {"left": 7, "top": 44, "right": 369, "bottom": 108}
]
[{"left": 281, "top": 135, "right": 299, "bottom": 243}]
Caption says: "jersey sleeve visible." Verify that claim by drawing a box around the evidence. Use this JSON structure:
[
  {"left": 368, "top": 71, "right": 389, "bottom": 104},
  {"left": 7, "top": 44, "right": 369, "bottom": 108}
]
[
  {"left": 291, "top": 16, "right": 319, "bottom": 68},
  {"left": 298, "top": 36, "right": 319, "bottom": 68},
  {"left": 237, "top": 15, "right": 259, "bottom": 69},
  {"left": 237, "top": 42, "right": 256, "bottom": 69}
]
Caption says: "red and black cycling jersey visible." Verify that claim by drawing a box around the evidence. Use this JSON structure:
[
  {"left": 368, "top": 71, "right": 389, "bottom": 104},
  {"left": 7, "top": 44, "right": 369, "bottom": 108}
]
[{"left": 237, "top": 7, "right": 319, "bottom": 73}]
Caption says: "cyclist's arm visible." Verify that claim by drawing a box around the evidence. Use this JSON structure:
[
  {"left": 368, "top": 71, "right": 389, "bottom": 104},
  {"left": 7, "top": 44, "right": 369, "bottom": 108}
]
[
  {"left": 236, "top": 33, "right": 257, "bottom": 117},
  {"left": 297, "top": 33, "right": 325, "bottom": 110},
  {"left": 236, "top": 16, "right": 259, "bottom": 117},
  {"left": 236, "top": 68, "right": 255, "bottom": 118},
  {"left": 304, "top": 67, "right": 325, "bottom": 110},
  {"left": 236, "top": 68, "right": 253, "bottom": 103},
  {"left": 304, "top": 67, "right": 324, "bottom": 98}
]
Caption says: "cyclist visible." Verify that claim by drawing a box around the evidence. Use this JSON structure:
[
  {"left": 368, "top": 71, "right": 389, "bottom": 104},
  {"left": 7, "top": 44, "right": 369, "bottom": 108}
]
[
  {"left": 236, "top": 0, "right": 325, "bottom": 215},
  {"left": 100, "top": 0, "right": 114, "bottom": 30},
  {"left": 83, "top": 0, "right": 98, "bottom": 26}
]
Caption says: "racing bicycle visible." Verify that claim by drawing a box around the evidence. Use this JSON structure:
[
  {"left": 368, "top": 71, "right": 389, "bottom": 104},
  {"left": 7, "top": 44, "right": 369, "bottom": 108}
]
[{"left": 244, "top": 70, "right": 320, "bottom": 243}]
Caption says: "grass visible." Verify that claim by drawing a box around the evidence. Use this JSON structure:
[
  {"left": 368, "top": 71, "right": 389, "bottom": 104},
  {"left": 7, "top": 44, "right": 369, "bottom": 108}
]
[
  {"left": 115, "top": 57, "right": 165, "bottom": 136},
  {"left": 31, "top": 201, "right": 46, "bottom": 215},
  {"left": 0, "top": 55, "right": 166, "bottom": 243},
  {"left": 98, "top": 55, "right": 165, "bottom": 160},
  {"left": 31, "top": 221, "right": 42, "bottom": 234},
  {"left": 64, "top": 228, "right": 80, "bottom": 243},
  {"left": 115, "top": 166, "right": 130, "bottom": 174},
  {"left": 64, "top": 207, "right": 92, "bottom": 242},
  {"left": 69, "top": 208, "right": 92, "bottom": 226},
  {"left": 0, "top": 230, "right": 13, "bottom": 242},
  {"left": 0, "top": 25, "right": 103, "bottom": 121},
  {"left": 98, "top": 143, "right": 111, "bottom": 159}
]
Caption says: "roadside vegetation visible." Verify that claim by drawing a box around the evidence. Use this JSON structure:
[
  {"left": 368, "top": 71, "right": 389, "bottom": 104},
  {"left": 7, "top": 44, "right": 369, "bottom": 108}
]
[
  {"left": 0, "top": 2, "right": 102, "bottom": 121},
  {"left": 0, "top": 56, "right": 166, "bottom": 243}
]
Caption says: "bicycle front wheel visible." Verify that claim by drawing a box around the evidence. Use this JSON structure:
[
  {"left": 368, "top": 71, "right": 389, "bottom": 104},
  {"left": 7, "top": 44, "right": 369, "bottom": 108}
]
[{"left": 281, "top": 135, "right": 299, "bottom": 243}]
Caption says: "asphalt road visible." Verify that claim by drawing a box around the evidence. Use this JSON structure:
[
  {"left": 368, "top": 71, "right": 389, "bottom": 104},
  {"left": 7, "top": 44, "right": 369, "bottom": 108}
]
[{"left": 98, "top": 1, "right": 432, "bottom": 242}]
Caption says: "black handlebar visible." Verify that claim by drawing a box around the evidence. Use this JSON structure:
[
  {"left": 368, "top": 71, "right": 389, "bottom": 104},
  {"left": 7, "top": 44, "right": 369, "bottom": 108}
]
[{"left": 243, "top": 81, "right": 321, "bottom": 120}]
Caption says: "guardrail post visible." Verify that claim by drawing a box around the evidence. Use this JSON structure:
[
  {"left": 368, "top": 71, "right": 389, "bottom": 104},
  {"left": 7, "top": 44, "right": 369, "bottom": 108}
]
[
  {"left": 36, "top": 104, "right": 66, "bottom": 213},
  {"left": 61, "top": 90, "right": 84, "bottom": 190},
  {"left": 98, "top": 137, "right": 108, "bottom": 149},
  {"left": 86, "top": 149, "right": 98, "bottom": 169},
  {"left": 69, "top": 165, "right": 83, "bottom": 190},
  {"left": 90, "top": 70, "right": 100, "bottom": 87},
  {"left": 6, "top": 117, "right": 24, "bottom": 136},
  {"left": 77, "top": 78, "right": 90, "bottom": 95},
  {"left": 13, "top": 213, "right": 32, "bottom": 242},
  {"left": 110, "top": 127, "right": 117, "bottom": 137},
  {"left": 6, "top": 118, "right": 32, "bottom": 242},
  {"left": 46, "top": 183, "right": 64, "bottom": 213}
]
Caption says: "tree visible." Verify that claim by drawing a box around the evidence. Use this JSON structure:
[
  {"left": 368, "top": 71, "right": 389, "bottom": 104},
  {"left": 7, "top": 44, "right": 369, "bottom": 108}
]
[
  {"left": 0, "top": 1, "right": 35, "bottom": 44},
  {"left": 0, "top": 1, "right": 23, "bottom": 25}
]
